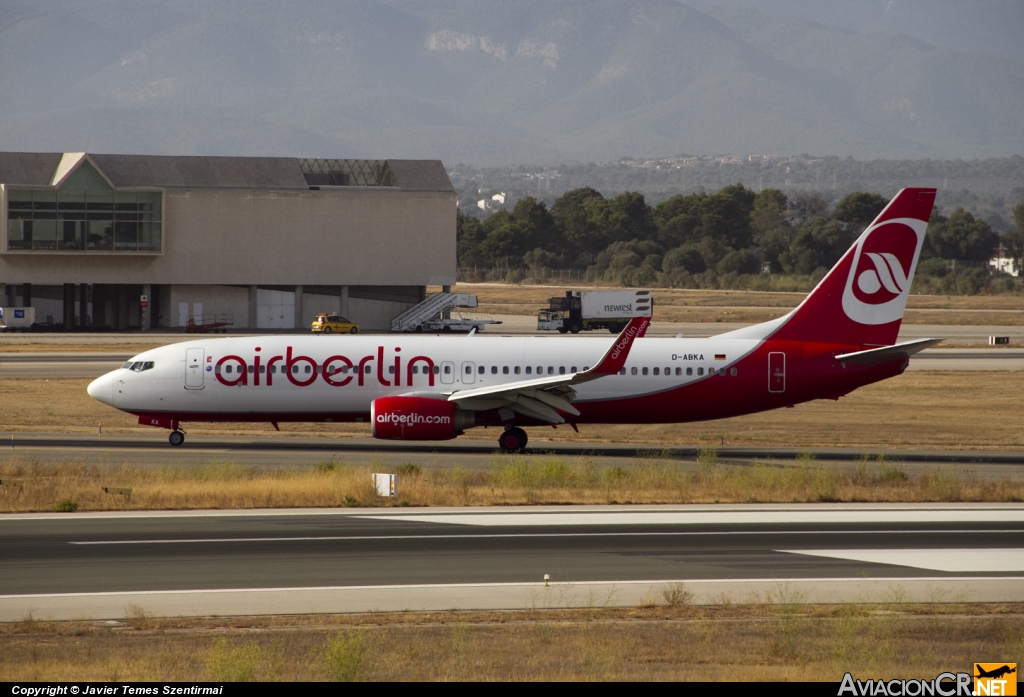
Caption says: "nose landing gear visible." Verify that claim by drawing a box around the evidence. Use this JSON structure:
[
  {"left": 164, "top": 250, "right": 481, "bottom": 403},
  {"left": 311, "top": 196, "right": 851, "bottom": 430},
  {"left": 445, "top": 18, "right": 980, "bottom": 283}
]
[
  {"left": 168, "top": 430, "right": 185, "bottom": 447},
  {"left": 498, "top": 427, "right": 528, "bottom": 453}
]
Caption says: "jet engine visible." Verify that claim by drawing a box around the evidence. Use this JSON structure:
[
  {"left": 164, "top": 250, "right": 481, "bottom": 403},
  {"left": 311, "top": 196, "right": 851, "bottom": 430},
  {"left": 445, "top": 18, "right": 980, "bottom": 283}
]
[{"left": 370, "top": 396, "right": 475, "bottom": 440}]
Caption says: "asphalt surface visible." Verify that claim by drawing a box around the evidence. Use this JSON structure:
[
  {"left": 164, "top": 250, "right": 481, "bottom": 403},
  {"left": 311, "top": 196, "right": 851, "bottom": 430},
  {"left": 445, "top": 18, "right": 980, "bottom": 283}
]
[{"left": 1, "top": 504, "right": 1022, "bottom": 618}]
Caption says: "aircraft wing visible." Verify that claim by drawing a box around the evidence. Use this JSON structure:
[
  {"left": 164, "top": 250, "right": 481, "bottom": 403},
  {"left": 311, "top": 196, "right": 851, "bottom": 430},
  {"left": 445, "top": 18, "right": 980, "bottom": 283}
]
[
  {"left": 834, "top": 338, "right": 943, "bottom": 366},
  {"left": 446, "top": 316, "right": 650, "bottom": 424}
]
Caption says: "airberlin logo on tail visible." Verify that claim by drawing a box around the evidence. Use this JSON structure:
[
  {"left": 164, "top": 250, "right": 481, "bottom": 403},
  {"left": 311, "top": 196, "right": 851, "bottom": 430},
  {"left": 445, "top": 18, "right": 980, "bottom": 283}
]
[{"left": 842, "top": 218, "right": 926, "bottom": 326}]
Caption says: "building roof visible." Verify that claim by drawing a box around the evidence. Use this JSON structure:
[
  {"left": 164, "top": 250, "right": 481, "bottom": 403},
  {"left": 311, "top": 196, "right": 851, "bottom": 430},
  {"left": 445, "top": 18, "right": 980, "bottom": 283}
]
[{"left": 0, "top": 152, "right": 454, "bottom": 192}]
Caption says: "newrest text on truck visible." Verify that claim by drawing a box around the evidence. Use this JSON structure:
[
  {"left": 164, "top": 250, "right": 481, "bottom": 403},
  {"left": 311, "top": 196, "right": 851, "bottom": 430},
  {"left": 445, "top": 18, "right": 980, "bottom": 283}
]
[{"left": 536, "top": 289, "right": 652, "bottom": 334}]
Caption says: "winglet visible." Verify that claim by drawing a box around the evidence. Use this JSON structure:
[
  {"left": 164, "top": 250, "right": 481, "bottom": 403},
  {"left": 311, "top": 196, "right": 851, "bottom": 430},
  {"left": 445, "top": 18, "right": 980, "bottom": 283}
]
[{"left": 584, "top": 316, "right": 650, "bottom": 376}]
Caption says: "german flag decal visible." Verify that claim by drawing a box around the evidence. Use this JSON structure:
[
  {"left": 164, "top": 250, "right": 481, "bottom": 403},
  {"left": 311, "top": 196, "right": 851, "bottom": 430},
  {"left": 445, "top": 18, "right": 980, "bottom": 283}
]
[{"left": 715, "top": 354, "right": 726, "bottom": 361}]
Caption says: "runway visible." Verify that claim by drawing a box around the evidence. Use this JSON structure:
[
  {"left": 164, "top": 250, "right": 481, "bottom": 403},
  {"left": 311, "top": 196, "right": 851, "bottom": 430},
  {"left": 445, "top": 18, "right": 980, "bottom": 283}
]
[{"left": 1, "top": 503, "right": 1021, "bottom": 619}]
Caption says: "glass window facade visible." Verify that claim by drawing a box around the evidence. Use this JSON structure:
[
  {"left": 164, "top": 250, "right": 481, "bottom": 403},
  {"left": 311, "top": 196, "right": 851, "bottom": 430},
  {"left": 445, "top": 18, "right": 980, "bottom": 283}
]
[{"left": 5, "top": 165, "right": 161, "bottom": 253}]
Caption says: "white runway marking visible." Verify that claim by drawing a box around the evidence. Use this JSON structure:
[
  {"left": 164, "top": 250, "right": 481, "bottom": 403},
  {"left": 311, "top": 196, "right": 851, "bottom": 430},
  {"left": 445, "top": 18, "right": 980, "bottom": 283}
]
[
  {"left": 68, "top": 529, "right": 1023, "bottom": 545},
  {"left": 359, "top": 509, "right": 1024, "bottom": 527},
  {"left": 780, "top": 548, "right": 1024, "bottom": 572}
]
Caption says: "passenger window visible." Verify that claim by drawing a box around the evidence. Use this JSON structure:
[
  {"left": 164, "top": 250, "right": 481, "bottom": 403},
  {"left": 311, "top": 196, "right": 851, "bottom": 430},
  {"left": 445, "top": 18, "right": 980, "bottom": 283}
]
[
  {"left": 259, "top": 365, "right": 265, "bottom": 374},
  {"left": 525, "top": 366, "right": 532, "bottom": 375},
  {"left": 365, "top": 365, "right": 372, "bottom": 374},
  {"left": 653, "top": 367, "right": 659, "bottom": 376},
  {"left": 698, "top": 367, "right": 704, "bottom": 376},
  {"left": 631, "top": 367, "right": 637, "bottom": 375},
  {"left": 433, "top": 365, "right": 440, "bottom": 374},
  {"left": 224, "top": 365, "right": 232, "bottom": 374},
  {"left": 675, "top": 367, "right": 682, "bottom": 376},
  {"left": 465, "top": 365, "right": 471, "bottom": 374},
  {"left": 730, "top": 367, "right": 738, "bottom": 376},
  {"left": 411, "top": 366, "right": 418, "bottom": 374},
  {"left": 269, "top": 365, "right": 276, "bottom": 374},
  {"left": 686, "top": 367, "right": 693, "bottom": 376},
  {"left": 389, "top": 366, "right": 395, "bottom": 374},
  {"left": 341, "top": 366, "right": 349, "bottom": 374},
  {"left": 571, "top": 366, "right": 578, "bottom": 373},
  {"left": 583, "top": 366, "right": 589, "bottom": 372},
  {"left": 444, "top": 365, "right": 452, "bottom": 374},
  {"left": 547, "top": 367, "right": 554, "bottom": 375},
  {"left": 618, "top": 368, "right": 625, "bottom": 375},
  {"left": 514, "top": 366, "right": 521, "bottom": 375},
  {"left": 214, "top": 365, "right": 221, "bottom": 374},
  {"left": 491, "top": 366, "right": 498, "bottom": 374},
  {"left": 559, "top": 367, "right": 566, "bottom": 375},
  {"left": 246, "top": 365, "right": 253, "bottom": 374},
  {"left": 304, "top": 365, "right": 312, "bottom": 374},
  {"left": 537, "top": 367, "right": 543, "bottom": 375},
  {"left": 642, "top": 367, "right": 649, "bottom": 376},
  {"left": 479, "top": 366, "right": 485, "bottom": 374},
  {"left": 503, "top": 366, "right": 509, "bottom": 374},
  {"left": 664, "top": 367, "right": 670, "bottom": 375}
]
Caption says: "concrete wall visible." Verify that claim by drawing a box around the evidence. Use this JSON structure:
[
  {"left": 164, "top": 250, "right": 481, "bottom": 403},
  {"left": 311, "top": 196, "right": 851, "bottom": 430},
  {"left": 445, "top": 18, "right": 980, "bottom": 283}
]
[
  {"left": 158, "top": 285, "right": 418, "bottom": 331},
  {"left": 0, "top": 187, "right": 456, "bottom": 287}
]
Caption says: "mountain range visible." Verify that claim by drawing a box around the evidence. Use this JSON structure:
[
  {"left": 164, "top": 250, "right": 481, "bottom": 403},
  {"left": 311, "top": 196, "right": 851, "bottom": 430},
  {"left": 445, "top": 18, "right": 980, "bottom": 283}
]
[{"left": 0, "top": 0, "right": 1021, "bottom": 164}]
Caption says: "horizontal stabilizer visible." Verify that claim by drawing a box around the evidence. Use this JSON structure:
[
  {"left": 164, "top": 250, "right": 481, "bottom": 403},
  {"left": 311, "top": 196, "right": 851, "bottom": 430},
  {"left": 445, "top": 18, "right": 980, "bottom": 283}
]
[{"left": 834, "top": 338, "right": 943, "bottom": 366}]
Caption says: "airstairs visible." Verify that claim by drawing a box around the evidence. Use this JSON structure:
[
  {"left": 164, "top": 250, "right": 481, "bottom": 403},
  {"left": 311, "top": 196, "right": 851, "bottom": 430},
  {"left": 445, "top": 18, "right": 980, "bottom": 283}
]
[{"left": 390, "top": 293, "right": 478, "bottom": 332}]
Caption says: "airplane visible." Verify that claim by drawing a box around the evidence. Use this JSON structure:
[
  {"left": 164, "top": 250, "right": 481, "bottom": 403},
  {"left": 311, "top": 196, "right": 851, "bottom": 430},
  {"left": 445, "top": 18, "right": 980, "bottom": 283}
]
[{"left": 88, "top": 187, "right": 940, "bottom": 452}]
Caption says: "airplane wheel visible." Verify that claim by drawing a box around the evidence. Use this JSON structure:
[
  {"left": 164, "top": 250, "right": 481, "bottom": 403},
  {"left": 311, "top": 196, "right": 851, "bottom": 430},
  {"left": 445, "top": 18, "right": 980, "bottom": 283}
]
[
  {"left": 168, "top": 431, "right": 185, "bottom": 447},
  {"left": 323, "top": 326, "right": 332, "bottom": 334},
  {"left": 498, "top": 427, "right": 527, "bottom": 453},
  {"left": 569, "top": 322, "right": 581, "bottom": 334}
]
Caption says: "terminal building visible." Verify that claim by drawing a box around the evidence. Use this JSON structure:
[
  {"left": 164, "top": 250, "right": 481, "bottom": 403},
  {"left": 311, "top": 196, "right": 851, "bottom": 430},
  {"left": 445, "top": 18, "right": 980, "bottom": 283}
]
[{"left": 0, "top": 152, "right": 456, "bottom": 331}]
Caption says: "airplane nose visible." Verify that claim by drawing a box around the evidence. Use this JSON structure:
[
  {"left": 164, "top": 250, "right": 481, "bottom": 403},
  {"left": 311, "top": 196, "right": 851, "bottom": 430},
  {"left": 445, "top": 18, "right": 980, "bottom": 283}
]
[{"left": 87, "top": 372, "right": 114, "bottom": 405}]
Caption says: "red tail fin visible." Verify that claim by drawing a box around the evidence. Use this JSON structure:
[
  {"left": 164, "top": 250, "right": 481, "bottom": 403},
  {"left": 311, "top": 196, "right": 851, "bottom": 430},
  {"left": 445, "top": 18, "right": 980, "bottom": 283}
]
[{"left": 770, "top": 187, "right": 936, "bottom": 347}]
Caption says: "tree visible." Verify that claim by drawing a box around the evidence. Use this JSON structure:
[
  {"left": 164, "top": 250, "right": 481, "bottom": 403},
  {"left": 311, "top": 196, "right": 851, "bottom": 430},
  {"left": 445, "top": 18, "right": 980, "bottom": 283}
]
[
  {"left": 663, "top": 244, "right": 706, "bottom": 274},
  {"left": 779, "top": 216, "right": 851, "bottom": 275},
  {"left": 788, "top": 192, "right": 830, "bottom": 227},
  {"left": 834, "top": 192, "right": 888, "bottom": 229},
  {"left": 926, "top": 207, "right": 999, "bottom": 261},
  {"left": 456, "top": 209, "right": 487, "bottom": 267},
  {"left": 1003, "top": 202, "right": 1024, "bottom": 274},
  {"left": 751, "top": 188, "right": 793, "bottom": 272},
  {"left": 607, "top": 191, "right": 658, "bottom": 243},
  {"left": 550, "top": 187, "right": 610, "bottom": 257}
]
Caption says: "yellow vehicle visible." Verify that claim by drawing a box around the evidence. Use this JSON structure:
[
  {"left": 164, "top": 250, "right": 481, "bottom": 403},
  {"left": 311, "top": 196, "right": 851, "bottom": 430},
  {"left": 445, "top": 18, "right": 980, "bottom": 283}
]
[{"left": 311, "top": 313, "right": 359, "bottom": 334}]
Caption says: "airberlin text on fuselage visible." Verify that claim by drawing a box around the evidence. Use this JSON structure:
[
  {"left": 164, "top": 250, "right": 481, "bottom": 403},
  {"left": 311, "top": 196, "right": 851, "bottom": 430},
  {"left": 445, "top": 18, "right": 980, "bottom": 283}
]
[{"left": 213, "top": 346, "right": 436, "bottom": 389}]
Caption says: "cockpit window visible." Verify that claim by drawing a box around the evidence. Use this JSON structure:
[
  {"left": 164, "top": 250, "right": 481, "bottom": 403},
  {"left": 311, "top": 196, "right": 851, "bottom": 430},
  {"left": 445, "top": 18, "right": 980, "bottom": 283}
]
[
  {"left": 128, "top": 361, "right": 155, "bottom": 372},
  {"left": 121, "top": 361, "right": 133, "bottom": 369},
  {"left": 141, "top": 361, "right": 155, "bottom": 372}
]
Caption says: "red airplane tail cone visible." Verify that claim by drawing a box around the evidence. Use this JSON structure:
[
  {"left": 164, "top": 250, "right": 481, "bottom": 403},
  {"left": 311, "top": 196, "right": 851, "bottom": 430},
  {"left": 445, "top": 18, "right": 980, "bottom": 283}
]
[{"left": 767, "top": 187, "right": 936, "bottom": 348}]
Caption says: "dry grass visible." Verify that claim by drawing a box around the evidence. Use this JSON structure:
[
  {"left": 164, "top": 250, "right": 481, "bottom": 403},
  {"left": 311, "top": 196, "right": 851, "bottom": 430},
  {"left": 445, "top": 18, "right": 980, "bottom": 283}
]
[
  {"left": 2, "top": 371, "right": 1021, "bottom": 450},
  {"left": 1, "top": 454, "right": 1020, "bottom": 512},
  {"left": 2, "top": 604, "right": 1022, "bottom": 681},
  {"left": 0, "top": 342, "right": 168, "bottom": 353}
]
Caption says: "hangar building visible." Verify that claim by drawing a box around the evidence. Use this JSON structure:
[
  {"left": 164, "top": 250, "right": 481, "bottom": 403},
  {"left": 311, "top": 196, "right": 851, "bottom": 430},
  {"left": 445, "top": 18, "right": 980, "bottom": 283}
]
[{"left": 0, "top": 152, "right": 456, "bottom": 331}]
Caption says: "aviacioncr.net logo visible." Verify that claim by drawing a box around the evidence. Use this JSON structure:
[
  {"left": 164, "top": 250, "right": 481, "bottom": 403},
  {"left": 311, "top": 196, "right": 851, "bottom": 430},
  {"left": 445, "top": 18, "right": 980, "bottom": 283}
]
[{"left": 842, "top": 217, "right": 927, "bottom": 326}]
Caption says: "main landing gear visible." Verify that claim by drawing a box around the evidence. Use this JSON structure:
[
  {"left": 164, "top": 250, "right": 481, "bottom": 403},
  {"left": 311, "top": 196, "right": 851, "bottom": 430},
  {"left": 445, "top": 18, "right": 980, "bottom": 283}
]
[
  {"left": 169, "top": 430, "right": 185, "bottom": 447},
  {"left": 499, "top": 427, "right": 528, "bottom": 453}
]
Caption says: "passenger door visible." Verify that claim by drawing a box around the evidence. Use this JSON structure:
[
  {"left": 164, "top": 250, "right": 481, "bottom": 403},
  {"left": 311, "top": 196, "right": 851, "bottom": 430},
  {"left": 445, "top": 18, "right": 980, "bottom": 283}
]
[
  {"left": 185, "top": 348, "right": 205, "bottom": 390},
  {"left": 768, "top": 352, "right": 785, "bottom": 393},
  {"left": 440, "top": 361, "right": 455, "bottom": 385},
  {"left": 461, "top": 361, "right": 475, "bottom": 385}
]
